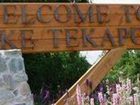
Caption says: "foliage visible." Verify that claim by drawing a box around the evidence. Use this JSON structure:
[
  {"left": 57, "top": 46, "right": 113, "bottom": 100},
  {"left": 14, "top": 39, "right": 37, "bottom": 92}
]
[
  {"left": 105, "top": 50, "right": 140, "bottom": 83},
  {"left": 73, "top": 77, "right": 140, "bottom": 105},
  {"left": 23, "top": 52, "right": 90, "bottom": 104}
]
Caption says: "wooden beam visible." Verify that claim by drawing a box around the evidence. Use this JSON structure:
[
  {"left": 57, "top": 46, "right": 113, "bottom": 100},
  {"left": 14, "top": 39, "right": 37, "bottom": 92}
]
[
  {"left": 55, "top": 47, "right": 126, "bottom": 105},
  {"left": 0, "top": 4, "right": 138, "bottom": 52}
]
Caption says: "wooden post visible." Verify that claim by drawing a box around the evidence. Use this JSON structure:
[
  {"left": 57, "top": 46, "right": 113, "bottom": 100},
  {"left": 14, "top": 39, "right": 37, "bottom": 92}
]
[{"left": 55, "top": 47, "right": 126, "bottom": 105}]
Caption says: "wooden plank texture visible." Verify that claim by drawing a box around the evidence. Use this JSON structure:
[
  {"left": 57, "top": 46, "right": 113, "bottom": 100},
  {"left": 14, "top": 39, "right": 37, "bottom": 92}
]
[
  {"left": 55, "top": 47, "right": 126, "bottom": 105},
  {"left": 0, "top": 3, "right": 139, "bottom": 52}
]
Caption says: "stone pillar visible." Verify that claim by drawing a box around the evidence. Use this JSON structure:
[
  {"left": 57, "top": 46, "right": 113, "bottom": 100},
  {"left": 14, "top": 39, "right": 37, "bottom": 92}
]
[{"left": 0, "top": 49, "right": 34, "bottom": 105}]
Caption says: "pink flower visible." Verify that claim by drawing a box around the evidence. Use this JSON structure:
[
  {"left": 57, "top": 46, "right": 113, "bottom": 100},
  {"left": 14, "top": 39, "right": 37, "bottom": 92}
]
[
  {"left": 128, "top": 96, "right": 134, "bottom": 105},
  {"left": 134, "top": 93, "right": 140, "bottom": 105},
  {"left": 98, "top": 92, "right": 104, "bottom": 104},
  {"left": 112, "top": 93, "right": 120, "bottom": 105},
  {"left": 90, "top": 98, "right": 95, "bottom": 105},
  {"left": 116, "top": 84, "right": 121, "bottom": 93},
  {"left": 126, "top": 78, "right": 132, "bottom": 95},
  {"left": 76, "top": 85, "right": 82, "bottom": 105}
]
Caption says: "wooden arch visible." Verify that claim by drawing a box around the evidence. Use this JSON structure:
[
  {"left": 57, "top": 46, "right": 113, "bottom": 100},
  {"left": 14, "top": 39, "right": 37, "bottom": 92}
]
[{"left": 0, "top": 3, "right": 139, "bottom": 105}]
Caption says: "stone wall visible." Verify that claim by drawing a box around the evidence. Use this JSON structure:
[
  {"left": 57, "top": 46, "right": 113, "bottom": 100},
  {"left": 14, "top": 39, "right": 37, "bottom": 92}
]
[{"left": 0, "top": 49, "right": 34, "bottom": 105}]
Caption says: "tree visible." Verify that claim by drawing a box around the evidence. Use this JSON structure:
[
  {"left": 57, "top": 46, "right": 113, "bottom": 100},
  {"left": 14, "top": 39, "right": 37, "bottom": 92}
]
[
  {"left": 23, "top": 52, "right": 90, "bottom": 104},
  {"left": 105, "top": 50, "right": 140, "bottom": 83}
]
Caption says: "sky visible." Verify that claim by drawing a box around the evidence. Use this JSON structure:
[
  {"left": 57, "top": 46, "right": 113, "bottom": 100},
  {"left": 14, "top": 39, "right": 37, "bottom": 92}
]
[
  {"left": 80, "top": 51, "right": 102, "bottom": 64},
  {"left": 81, "top": 0, "right": 139, "bottom": 64}
]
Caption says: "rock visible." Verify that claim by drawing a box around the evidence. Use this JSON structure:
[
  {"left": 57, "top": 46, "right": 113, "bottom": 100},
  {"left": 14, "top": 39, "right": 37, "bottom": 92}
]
[
  {"left": 13, "top": 89, "right": 18, "bottom": 96},
  {"left": 18, "top": 82, "right": 31, "bottom": 96},
  {"left": 0, "top": 56, "right": 7, "bottom": 72},
  {"left": 14, "top": 103, "right": 26, "bottom": 105},
  {"left": 5, "top": 49, "right": 22, "bottom": 57},
  {"left": 2, "top": 74, "right": 20, "bottom": 89},
  {"left": 25, "top": 99, "right": 34, "bottom": 105},
  {"left": 0, "top": 49, "right": 34, "bottom": 105},
  {"left": 0, "top": 78, "right": 5, "bottom": 88},
  {"left": 6, "top": 102, "right": 26, "bottom": 105},
  {"left": 14, "top": 72, "right": 28, "bottom": 82},
  {"left": 0, "top": 90, "right": 14, "bottom": 104},
  {"left": 8, "top": 58, "right": 24, "bottom": 73},
  {"left": 3, "top": 74, "right": 13, "bottom": 89}
]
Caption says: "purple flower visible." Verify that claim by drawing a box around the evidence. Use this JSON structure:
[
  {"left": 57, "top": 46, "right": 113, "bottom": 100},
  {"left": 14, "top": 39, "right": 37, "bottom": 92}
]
[{"left": 43, "top": 90, "right": 50, "bottom": 100}]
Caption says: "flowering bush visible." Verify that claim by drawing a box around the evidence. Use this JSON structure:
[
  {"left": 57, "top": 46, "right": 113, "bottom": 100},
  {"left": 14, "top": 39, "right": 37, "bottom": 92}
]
[{"left": 74, "top": 74, "right": 140, "bottom": 105}]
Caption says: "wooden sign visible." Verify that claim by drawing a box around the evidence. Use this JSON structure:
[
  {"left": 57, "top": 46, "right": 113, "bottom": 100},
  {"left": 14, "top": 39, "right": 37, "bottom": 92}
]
[{"left": 0, "top": 3, "right": 140, "bottom": 53}]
